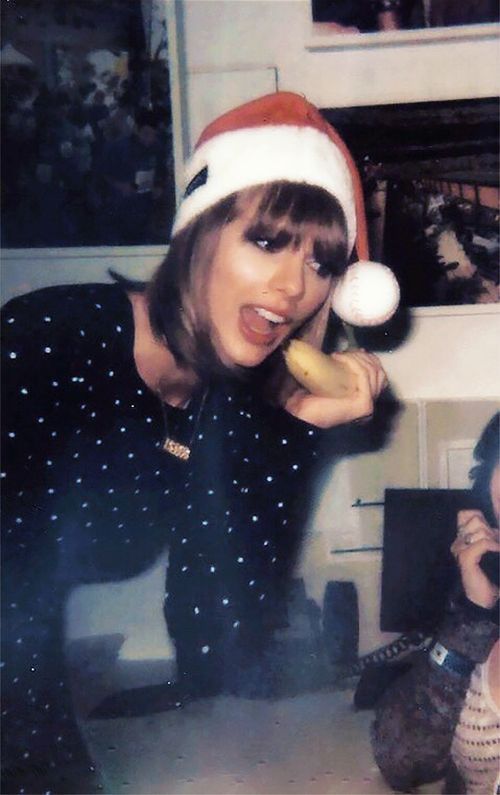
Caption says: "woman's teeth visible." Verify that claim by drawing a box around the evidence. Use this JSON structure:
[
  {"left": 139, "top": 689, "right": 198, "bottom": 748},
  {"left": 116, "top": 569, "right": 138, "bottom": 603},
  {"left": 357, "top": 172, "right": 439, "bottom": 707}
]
[{"left": 254, "top": 307, "right": 286, "bottom": 325}]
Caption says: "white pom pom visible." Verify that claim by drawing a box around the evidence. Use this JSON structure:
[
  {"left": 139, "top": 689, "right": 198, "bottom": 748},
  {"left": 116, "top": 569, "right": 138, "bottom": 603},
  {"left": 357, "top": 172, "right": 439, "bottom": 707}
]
[{"left": 331, "top": 261, "right": 400, "bottom": 327}]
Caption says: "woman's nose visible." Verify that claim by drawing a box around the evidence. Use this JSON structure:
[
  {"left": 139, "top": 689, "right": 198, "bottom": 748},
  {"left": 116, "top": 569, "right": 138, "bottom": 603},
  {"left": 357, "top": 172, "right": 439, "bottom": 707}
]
[{"left": 268, "top": 251, "right": 306, "bottom": 299}]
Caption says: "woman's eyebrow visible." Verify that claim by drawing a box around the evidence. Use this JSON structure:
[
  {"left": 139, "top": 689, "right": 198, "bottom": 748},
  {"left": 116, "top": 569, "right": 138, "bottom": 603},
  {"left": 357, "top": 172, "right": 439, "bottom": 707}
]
[{"left": 243, "top": 221, "right": 274, "bottom": 238}]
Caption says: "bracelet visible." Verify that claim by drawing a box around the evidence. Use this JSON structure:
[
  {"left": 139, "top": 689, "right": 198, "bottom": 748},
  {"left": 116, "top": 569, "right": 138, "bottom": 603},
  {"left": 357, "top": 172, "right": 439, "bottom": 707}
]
[{"left": 429, "top": 642, "right": 476, "bottom": 677}]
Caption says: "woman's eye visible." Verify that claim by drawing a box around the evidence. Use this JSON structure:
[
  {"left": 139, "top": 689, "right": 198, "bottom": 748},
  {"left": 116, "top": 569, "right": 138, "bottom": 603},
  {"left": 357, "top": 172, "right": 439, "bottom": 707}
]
[
  {"left": 247, "top": 229, "right": 290, "bottom": 252},
  {"left": 255, "top": 238, "right": 274, "bottom": 252},
  {"left": 306, "top": 258, "right": 324, "bottom": 275}
]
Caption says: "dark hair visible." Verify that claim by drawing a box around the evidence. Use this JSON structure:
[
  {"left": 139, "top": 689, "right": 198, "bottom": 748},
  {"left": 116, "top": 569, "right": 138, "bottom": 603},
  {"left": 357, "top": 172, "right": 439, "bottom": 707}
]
[
  {"left": 146, "top": 181, "right": 348, "bottom": 384},
  {"left": 469, "top": 412, "right": 499, "bottom": 526}
]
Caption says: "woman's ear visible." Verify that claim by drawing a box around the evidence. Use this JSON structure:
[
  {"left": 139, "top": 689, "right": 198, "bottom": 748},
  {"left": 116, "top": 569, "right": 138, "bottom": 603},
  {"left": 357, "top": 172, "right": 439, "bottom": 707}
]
[{"left": 297, "top": 296, "right": 332, "bottom": 354}]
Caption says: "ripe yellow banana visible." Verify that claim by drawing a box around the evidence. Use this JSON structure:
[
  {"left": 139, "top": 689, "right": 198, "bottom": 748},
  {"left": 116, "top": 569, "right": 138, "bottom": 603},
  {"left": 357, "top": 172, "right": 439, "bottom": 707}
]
[{"left": 283, "top": 339, "right": 357, "bottom": 398}]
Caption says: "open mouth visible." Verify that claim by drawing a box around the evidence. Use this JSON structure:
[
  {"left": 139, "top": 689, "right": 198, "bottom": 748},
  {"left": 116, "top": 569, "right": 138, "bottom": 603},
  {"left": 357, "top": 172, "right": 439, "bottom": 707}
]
[
  {"left": 239, "top": 305, "right": 289, "bottom": 346},
  {"left": 254, "top": 307, "right": 287, "bottom": 325}
]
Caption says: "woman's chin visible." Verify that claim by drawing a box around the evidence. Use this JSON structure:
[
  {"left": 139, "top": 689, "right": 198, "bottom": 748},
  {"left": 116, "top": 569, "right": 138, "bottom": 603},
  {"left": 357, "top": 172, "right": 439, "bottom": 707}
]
[{"left": 220, "top": 344, "right": 277, "bottom": 370}]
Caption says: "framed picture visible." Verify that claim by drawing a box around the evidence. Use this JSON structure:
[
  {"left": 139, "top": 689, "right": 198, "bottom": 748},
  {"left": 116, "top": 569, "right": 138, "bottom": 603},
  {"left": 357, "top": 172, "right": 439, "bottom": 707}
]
[
  {"left": 311, "top": 0, "right": 499, "bottom": 34},
  {"left": 1, "top": 0, "right": 176, "bottom": 249},
  {"left": 323, "top": 97, "right": 499, "bottom": 307}
]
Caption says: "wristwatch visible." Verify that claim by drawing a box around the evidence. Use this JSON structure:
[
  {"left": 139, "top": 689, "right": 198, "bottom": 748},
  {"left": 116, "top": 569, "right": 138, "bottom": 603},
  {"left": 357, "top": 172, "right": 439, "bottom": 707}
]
[{"left": 429, "top": 641, "right": 476, "bottom": 676}]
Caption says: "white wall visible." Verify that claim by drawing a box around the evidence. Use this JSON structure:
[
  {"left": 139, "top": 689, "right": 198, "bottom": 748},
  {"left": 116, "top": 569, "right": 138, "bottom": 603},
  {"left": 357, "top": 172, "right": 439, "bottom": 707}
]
[
  {"left": 379, "top": 305, "right": 500, "bottom": 401},
  {"left": 1, "top": 246, "right": 166, "bottom": 305},
  {"left": 181, "top": 0, "right": 500, "bottom": 146}
]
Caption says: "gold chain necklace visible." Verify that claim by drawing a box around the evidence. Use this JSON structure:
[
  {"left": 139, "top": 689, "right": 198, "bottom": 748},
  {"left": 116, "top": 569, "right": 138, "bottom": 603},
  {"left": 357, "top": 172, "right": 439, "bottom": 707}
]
[{"left": 161, "top": 388, "right": 208, "bottom": 461}]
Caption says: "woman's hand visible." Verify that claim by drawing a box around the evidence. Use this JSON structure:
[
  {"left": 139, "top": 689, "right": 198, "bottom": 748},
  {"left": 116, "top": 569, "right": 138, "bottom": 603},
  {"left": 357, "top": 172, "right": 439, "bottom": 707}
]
[
  {"left": 284, "top": 349, "right": 388, "bottom": 428},
  {"left": 451, "top": 509, "right": 500, "bottom": 609}
]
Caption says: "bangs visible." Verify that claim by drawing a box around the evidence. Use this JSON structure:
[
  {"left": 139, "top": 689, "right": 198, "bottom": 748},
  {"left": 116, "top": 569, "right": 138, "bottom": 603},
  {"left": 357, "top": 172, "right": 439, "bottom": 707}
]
[{"left": 233, "top": 181, "right": 349, "bottom": 276}]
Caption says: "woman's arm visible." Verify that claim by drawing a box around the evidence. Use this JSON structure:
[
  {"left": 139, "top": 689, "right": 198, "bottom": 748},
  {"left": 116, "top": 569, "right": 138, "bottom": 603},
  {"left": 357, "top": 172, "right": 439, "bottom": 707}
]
[
  {"left": 372, "top": 510, "right": 499, "bottom": 792},
  {"left": 372, "top": 598, "right": 498, "bottom": 791}
]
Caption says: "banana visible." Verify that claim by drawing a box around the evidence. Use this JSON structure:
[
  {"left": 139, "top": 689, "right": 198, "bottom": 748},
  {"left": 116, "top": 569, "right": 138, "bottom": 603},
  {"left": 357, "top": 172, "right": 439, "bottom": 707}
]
[{"left": 283, "top": 339, "right": 357, "bottom": 398}]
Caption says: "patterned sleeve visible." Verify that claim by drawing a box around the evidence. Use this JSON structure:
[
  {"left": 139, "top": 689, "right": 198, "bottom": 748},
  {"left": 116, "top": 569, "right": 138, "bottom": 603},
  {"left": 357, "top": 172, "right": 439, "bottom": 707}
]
[
  {"left": 1, "top": 288, "right": 89, "bottom": 567},
  {"left": 2, "top": 292, "right": 67, "bottom": 516},
  {"left": 371, "top": 598, "right": 499, "bottom": 791}
]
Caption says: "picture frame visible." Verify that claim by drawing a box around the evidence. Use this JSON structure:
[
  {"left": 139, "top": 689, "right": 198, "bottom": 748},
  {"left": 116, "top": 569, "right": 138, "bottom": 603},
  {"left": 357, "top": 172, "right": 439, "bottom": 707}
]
[
  {"left": 323, "top": 97, "right": 499, "bottom": 307},
  {"left": 311, "top": 0, "right": 499, "bottom": 37},
  {"left": 0, "top": 0, "right": 177, "bottom": 250}
]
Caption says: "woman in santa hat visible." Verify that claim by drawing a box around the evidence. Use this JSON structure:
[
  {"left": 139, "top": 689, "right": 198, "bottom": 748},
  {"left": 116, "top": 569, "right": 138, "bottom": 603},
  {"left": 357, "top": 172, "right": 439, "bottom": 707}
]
[{"left": 2, "top": 91, "right": 391, "bottom": 793}]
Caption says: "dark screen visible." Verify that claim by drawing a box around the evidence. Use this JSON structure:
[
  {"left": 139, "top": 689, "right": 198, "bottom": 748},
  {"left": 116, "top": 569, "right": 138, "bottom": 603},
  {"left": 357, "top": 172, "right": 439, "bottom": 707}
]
[{"left": 381, "top": 488, "right": 476, "bottom": 633}]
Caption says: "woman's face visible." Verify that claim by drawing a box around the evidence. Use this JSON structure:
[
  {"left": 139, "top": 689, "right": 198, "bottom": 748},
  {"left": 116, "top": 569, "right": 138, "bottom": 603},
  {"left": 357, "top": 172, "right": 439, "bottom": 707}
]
[{"left": 205, "top": 208, "right": 335, "bottom": 369}]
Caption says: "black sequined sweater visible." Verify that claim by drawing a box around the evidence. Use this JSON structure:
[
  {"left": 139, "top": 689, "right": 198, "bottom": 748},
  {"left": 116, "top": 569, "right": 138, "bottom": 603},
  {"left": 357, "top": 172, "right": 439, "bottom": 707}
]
[{"left": 2, "top": 282, "right": 329, "bottom": 683}]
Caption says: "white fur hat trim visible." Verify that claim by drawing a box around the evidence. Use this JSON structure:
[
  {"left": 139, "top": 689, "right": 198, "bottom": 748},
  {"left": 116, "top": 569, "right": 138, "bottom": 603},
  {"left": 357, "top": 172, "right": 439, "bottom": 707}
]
[{"left": 172, "top": 125, "right": 357, "bottom": 252}]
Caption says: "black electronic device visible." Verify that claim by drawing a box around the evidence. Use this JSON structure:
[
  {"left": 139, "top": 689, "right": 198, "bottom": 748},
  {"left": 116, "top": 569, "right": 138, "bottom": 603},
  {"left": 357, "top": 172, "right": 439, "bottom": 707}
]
[
  {"left": 380, "top": 488, "right": 498, "bottom": 634},
  {"left": 352, "top": 487, "right": 498, "bottom": 711}
]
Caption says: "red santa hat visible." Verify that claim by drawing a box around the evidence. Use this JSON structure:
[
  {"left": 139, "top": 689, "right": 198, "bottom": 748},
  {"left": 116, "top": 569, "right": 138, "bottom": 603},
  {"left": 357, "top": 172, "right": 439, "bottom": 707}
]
[
  {"left": 172, "top": 91, "right": 400, "bottom": 326},
  {"left": 172, "top": 91, "right": 369, "bottom": 259}
]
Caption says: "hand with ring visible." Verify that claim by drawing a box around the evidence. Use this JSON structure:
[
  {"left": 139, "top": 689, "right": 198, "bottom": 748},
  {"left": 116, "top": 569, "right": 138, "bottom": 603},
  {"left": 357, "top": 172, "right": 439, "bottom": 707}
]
[{"left": 450, "top": 509, "right": 500, "bottom": 609}]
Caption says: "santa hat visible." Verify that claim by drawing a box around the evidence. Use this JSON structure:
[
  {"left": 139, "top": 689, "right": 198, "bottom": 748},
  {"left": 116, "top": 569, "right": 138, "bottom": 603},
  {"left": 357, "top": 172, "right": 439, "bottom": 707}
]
[
  {"left": 172, "top": 91, "right": 369, "bottom": 258},
  {"left": 172, "top": 91, "right": 399, "bottom": 326}
]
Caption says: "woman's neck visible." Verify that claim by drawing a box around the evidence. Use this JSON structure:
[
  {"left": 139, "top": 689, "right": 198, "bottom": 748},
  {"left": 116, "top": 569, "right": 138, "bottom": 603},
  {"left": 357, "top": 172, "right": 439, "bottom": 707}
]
[{"left": 127, "top": 290, "right": 199, "bottom": 408}]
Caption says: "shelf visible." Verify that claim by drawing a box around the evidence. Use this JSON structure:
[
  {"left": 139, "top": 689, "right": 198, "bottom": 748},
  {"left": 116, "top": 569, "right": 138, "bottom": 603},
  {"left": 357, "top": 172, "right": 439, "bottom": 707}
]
[{"left": 306, "top": 21, "right": 500, "bottom": 51}]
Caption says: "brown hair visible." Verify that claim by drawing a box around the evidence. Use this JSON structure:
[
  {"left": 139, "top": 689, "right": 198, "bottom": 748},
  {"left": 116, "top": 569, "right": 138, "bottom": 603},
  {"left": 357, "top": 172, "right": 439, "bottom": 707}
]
[{"left": 147, "top": 181, "right": 348, "bottom": 397}]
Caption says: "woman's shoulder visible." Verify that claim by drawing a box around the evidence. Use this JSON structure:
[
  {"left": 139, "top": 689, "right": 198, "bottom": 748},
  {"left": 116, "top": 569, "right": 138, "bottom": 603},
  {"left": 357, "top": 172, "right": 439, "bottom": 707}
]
[
  {"left": 2, "top": 282, "right": 133, "bottom": 341},
  {"left": 2, "top": 282, "right": 134, "bottom": 373},
  {"left": 3, "top": 281, "right": 129, "bottom": 320}
]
